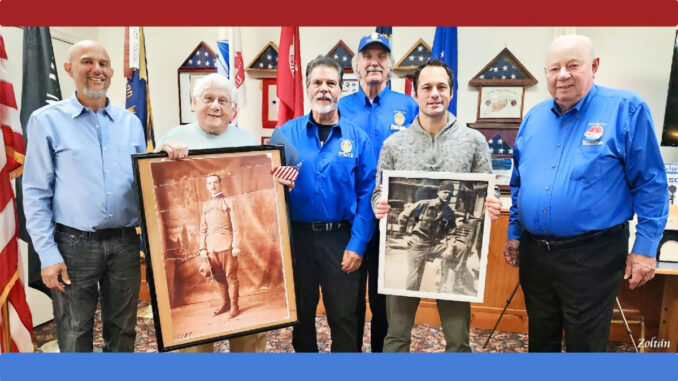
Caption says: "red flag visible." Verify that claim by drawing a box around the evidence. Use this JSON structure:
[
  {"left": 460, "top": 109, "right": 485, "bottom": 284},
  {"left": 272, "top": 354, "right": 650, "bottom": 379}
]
[
  {"left": 0, "top": 30, "right": 34, "bottom": 352},
  {"left": 276, "top": 26, "right": 304, "bottom": 126}
]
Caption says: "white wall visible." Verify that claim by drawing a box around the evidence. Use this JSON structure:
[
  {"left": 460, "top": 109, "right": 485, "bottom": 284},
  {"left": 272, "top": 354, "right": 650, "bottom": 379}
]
[{"left": 6, "top": 26, "right": 675, "bottom": 162}]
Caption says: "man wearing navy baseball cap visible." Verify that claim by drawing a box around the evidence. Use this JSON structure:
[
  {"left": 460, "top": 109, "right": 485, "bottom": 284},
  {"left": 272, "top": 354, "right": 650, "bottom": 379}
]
[{"left": 339, "top": 31, "right": 418, "bottom": 352}]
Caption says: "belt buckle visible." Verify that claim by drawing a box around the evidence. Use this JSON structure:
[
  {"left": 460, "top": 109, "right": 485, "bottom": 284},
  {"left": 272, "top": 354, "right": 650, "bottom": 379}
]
[
  {"left": 537, "top": 239, "right": 551, "bottom": 251},
  {"left": 311, "top": 222, "right": 323, "bottom": 232}
]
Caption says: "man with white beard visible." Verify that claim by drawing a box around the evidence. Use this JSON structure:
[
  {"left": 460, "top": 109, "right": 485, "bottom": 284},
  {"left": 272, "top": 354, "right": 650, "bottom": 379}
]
[{"left": 277, "top": 55, "right": 377, "bottom": 352}]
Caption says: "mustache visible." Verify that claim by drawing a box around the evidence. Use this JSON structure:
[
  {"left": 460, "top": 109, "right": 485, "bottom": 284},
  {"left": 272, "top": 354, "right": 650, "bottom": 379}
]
[
  {"left": 313, "top": 93, "right": 334, "bottom": 101},
  {"left": 366, "top": 67, "right": 383, "bottom": 73}
]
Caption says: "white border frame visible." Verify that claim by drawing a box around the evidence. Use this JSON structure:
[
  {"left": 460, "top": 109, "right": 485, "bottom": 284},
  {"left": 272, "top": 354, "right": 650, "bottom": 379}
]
[{"left": 378, "top": 170, "right": 495, "bottom": 303}]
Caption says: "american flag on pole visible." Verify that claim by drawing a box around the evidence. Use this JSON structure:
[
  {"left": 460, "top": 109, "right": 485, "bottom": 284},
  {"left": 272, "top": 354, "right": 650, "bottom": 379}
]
[
  {"left": 271, "top": 161, "right": 303, "bottom": 182},
  {"left": 0, "top": 28, "right": 34, "bottom": 352}
]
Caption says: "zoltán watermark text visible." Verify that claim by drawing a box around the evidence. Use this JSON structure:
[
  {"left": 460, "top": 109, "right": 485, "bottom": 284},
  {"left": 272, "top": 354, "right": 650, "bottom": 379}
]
[{"left": 637, "top": 337, "right": 671, "bottom": 349}]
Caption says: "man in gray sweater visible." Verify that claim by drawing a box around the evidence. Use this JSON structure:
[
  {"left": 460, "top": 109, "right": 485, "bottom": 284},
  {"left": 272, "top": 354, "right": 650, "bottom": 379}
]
[{"left": 372, "top": 59, "right": 502, "bottom": 352}]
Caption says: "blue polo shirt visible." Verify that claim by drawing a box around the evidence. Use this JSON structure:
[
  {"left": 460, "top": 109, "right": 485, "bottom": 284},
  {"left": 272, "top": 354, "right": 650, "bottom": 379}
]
[
  {"left": 508, "top": 84, "right": 668, "bottom": 256},
  {"left": 279, "top": 113, "right": 376, "bottom": 255},
  {"left": 339, "top": 86, "right": 418, "bottom": 158}
]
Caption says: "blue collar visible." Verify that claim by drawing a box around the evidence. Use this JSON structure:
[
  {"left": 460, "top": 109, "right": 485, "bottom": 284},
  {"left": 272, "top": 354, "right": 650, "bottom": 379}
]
[
  {"left": 359, "top": 85, "right": 391, "bottom": 107},
  {"left": 67, "top": 92, "right": 115, "bottom": 121},
  {"left": 550, "top": 84, "right": 597, "bottom": 117}
]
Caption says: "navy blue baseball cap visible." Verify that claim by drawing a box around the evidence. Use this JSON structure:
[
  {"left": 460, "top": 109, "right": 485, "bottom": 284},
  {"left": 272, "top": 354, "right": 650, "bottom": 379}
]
[{"left": 357, "top": 32, "right": 391, "bottom": 53}]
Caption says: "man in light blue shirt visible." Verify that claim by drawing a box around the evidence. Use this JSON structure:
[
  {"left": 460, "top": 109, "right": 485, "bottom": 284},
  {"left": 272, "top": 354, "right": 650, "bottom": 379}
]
[
  {"left": 338, "top": 32, "right": 418, "bottom": 352},
  {"left": 504, "top": 34, "right": 668, "bottom": 352},
  {"left": 279, "top": 55, "right": 376, "bottom": 352},
  {"left": 22, "top": 40, "right": 146, "bottom": 352}
]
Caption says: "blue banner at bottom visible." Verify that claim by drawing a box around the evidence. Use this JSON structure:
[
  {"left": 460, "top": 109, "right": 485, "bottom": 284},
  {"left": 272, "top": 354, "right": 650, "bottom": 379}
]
[{"left": 1, "top": 353, "right": 676, "bottom": 381}]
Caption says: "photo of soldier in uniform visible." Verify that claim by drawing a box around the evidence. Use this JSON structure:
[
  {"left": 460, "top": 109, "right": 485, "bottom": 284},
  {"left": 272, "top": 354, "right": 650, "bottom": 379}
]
[
  {"left": 378, "top": 171, "right": 494, "bottom": 303},
  {"left": 133, "top": 148, "right": 297, "bottom": 351}
]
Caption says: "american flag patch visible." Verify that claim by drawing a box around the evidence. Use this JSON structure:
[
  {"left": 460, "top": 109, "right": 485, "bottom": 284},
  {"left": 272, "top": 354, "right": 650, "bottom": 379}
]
[{"left": 271, "top": 161, "right": 303, "bottom": 182}]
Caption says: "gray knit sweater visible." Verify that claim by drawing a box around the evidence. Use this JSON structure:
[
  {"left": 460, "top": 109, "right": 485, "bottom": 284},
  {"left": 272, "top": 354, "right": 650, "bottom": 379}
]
[{"left": 371, "top": 112, "right": 493, "bottom": 209}]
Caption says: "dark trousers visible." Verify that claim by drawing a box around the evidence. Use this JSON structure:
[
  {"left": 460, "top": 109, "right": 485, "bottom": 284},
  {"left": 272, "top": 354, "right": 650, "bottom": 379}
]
[
  {"left": 291, "top": 223, "right": 359, "bottom": 352},
  {"left": 209, "top": 249, "right": 239, "bottom": 307},
  {"left": 519, "top": 224, "right": 628, "bottom": 352},
  {"left": 52, "top": 227, "right": 140, "bottom": 352},
  {"left": 355, "top": 231, "right": 387, "bottom": 352}
]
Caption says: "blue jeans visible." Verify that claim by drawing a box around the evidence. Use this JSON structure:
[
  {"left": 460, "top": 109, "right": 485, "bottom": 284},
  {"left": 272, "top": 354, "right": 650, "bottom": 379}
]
[{"left": 52, "top": 228, "right": 140, "bottom": 352}]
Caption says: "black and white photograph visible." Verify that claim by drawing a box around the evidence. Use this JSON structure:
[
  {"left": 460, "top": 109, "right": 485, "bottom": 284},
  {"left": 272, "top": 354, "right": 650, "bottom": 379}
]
[
  {"left": 133, "top": 147, "right": 297, "bottom": 351},
  {"left": 378, "top": 170, "right": 494, "bottom": 303}
]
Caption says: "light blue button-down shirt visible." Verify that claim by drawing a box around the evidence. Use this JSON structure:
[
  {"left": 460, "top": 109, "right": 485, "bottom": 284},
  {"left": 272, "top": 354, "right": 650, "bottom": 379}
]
[
  {"left": 22, "top": 93, "right": 146, "bottom": 268},
  {"left": 508, "top": 85, "right": 668, "bottom": 256}
]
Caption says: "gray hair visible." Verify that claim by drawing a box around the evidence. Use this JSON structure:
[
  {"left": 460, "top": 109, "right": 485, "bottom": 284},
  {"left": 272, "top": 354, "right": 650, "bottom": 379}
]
[
  {"left": 192, "top": 73, "right": 238, "bottom": 105},
  {"left": 549, "top": 34, "right": 596, "bottom": 60},
  {"left": 352, "top": 49, "right": 395, "bottom": 81},
  {"left": 305, "top": 55, "right": 344, "bottom": 89}
]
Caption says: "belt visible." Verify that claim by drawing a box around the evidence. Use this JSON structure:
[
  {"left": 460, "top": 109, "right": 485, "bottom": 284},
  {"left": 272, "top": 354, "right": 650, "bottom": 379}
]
[
  {"left": 56, "top": 223, "right": 137, "bottom": 241},
  {"left": 296, "top": 221, "right": 349, "bottom": 232},
  {"left": 527, "top": 222, "right": 627, "bottom": 251}
]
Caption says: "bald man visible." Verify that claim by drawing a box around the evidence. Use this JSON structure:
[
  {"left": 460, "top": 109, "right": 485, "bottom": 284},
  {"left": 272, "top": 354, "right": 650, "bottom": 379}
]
[
  {"left": 504, "top": 34, "right": 668, "bottom": 352},
  {"left": 23, "top": 40, "right": 146, "bottom": 352}
]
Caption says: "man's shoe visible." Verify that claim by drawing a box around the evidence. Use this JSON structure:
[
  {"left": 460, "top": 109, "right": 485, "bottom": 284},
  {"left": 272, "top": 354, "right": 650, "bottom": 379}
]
[{"left": 213, "top": 304, "right": 230, "bottom": 316}]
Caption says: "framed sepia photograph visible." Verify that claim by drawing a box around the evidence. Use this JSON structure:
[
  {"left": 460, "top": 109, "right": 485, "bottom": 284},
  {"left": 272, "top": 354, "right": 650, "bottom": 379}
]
[
  {"left": 378, "top": 170, "right": 494, "bottom": 303},
  {"left": 133, "top": 146, "right": 297, "bottom": 351}
]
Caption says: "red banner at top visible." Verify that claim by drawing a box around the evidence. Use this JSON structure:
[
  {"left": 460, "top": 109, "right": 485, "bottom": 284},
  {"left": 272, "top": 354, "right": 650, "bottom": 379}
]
[{"left": 0, "top": 0, "right": 677, "bottom": 26}]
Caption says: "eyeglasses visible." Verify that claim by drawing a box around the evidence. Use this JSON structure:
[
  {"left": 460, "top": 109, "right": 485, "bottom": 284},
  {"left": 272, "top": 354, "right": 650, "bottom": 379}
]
[{"left": 199, "top": 95, "right": 233, "bottom": 107}]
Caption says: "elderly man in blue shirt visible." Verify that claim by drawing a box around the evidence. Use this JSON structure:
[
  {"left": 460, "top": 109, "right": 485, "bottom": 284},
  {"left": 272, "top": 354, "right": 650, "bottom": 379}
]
[
  {"left": 279, "top": 55, "right": 376, "bottom": 352},
  {"left": 338, "top": 32, "right": 418, "bottom": 352},
  {"left": 504, "top": 34, "right": 668, "bottom": 352},
  {"left": 23, "top": 40, "right": 146, "bottom": 352}
]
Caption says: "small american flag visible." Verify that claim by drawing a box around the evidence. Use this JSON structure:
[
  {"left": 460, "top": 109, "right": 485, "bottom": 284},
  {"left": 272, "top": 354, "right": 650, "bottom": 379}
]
[{"left": 271, "top": 161, "right": 303, "bottom": 182}]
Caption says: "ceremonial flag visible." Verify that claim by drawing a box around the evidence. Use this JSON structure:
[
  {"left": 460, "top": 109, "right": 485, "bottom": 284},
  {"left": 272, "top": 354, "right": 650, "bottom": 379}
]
[
  {"left": 216, "top": 28, "right": 230, "bottom": 78},
  {"left": 216, "top": 27, "right": 246, "bottom": 123},
  {"left": 19, "top": 27, "right": 61, "bottom": 296},
  {"left": 0, "top": 28, "right": 34, "bottom": 352},
  {"left": 276, "top": 26, "right": 303, "bottom": 126},
  {"left": 124, "top": 27, "right": 155, "bottom": 151},
  {"left": 230, "top": 27, "right": 246, "bottom": 108},
  {"left": 431, "top": 27, "right": 458, "bottom": 114}
]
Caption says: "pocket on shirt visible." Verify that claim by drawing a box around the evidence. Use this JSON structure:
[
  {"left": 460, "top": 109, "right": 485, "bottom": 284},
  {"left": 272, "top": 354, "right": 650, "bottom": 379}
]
[
  {"left": 329, "top": 157, "right": 357, "bottom": 184},
  {"left": 569, "top": 145, "right": 606, "bottom": 183}
]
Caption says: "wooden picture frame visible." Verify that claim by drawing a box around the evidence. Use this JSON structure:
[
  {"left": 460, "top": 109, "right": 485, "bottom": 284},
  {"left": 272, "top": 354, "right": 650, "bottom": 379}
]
[
  {"left": 132, "top": 146, "right": 297, "bottom": 351},
  {"left": 261, "top": 136, "right": 271, "bottom": 145},
  {"left": 477, "top": 86, "right": 525, "bottom": 122},
  {"left": 378, "top": 170, "right": 494, "bottom": 303}
]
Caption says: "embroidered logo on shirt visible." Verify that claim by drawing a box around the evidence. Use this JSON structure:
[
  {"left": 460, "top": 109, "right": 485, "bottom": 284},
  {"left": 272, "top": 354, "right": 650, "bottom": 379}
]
[
  {"left": 582, "top": 122, "right": 605, "bottom": 146},
  {"left": 391, "top": 111, "right": 406, "bottom": 130},
  {"left": 339, "top": 139, "right": 354, "bottom": 157}
]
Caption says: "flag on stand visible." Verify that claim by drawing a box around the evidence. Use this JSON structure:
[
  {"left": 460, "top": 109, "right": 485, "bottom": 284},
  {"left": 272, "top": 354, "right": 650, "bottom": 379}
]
[
  {"left": 124, "top": 27, "right": 155, "bottom": 152},
  {"left": 19, "top": 27, "right": 61, "bottom": 296},
  {"left": 276, "top": 26, "right": 303, "bottom": 126},
  {"left": 216, "top": 27, "right": 247, "bottom": 123},
  {"left": 430, "top": 27, "right": 458, "bottom": 114},
  {"left": 0, "top": 28, "right": 34, "bottom": 353}
]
